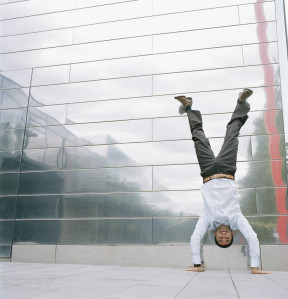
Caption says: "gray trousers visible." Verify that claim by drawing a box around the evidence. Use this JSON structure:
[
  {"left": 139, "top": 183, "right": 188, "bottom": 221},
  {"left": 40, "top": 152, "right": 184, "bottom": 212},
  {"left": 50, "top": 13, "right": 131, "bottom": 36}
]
[{"left": 187, "top": 101, "right": 250, "bottom": 179}]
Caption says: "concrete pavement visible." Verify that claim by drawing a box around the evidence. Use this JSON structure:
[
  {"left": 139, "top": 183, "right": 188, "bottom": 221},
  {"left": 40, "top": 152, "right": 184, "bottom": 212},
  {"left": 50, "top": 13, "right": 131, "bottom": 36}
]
[{"left": 1, "top": 262, "right": 288, "bottom": 298}]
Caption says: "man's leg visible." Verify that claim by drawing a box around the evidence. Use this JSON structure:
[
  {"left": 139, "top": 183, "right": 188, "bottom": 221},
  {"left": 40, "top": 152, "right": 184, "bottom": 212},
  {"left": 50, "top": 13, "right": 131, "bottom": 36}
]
[
  {"left": 216, "top": 99, "right": 250, "bottom": 176},
  {"left": 186, "top": 107, "right": 216, "bottom": 179}
]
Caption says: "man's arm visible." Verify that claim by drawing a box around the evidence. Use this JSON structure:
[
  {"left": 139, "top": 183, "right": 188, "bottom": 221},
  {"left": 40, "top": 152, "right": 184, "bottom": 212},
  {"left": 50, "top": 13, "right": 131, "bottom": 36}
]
[
  {"left": 237, "top": 214, "right": 270, "bottom": 274},
  {"left": 186, "top": 216, "right": 208, "bottom": 272}
]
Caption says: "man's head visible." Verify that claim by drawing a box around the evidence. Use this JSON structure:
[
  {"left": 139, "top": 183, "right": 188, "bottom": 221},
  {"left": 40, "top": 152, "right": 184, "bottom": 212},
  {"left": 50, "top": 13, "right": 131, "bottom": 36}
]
[{"left": 214, "top": 225, "right": 233, "bottom": 248}]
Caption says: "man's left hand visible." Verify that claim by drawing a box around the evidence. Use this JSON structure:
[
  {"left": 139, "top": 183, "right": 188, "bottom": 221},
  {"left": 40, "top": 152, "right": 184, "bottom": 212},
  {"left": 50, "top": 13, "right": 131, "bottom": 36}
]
[{"left": 184, "top": 267, "right": 205, "bottom": 272}]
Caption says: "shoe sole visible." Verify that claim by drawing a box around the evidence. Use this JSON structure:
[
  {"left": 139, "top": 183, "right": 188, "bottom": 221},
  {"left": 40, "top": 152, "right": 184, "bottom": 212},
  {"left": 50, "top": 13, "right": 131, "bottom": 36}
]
[
  {"left": 239, "top": 88, "right": 253, "bottom": 102},
  {"left": 243, "top": 88, "right": 253, "bottom": 96},
  {"left": 174, "top": 95, "right": 191, "bottom": 106}
]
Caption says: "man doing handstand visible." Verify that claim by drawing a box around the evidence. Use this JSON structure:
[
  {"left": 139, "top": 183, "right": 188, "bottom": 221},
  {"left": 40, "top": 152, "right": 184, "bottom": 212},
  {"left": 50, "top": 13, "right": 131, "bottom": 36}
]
[{"left": 174, "top": 89, "right": 270, "bottom": 274}]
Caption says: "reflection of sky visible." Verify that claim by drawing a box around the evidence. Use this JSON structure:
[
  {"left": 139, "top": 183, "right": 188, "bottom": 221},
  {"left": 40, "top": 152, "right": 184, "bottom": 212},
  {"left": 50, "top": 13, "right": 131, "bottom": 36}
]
[
  {"left": 286, "top": 1, "right": 288, "bottom": 32},
  {"left": 146, "top": 191, "right": 204, "bottom": 217},
  {"left": 0, "top": 0, "right": 287, "bottom": 250}
]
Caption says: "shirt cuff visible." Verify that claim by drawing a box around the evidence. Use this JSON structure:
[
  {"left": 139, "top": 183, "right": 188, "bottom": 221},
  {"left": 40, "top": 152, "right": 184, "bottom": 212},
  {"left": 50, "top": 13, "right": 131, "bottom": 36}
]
[
  {"left": 192, "top": 255, "right": 201, "bottom": 265},
  {"left": 250, "top": 257, "right": 260, "bottom": 268}
]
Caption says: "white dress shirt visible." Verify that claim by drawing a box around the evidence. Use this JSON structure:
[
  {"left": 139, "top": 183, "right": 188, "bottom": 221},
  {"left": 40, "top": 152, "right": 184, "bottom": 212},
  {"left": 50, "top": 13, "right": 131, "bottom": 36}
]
[{"left": 190, "top": 178, "right": 260, "bottom": 268}]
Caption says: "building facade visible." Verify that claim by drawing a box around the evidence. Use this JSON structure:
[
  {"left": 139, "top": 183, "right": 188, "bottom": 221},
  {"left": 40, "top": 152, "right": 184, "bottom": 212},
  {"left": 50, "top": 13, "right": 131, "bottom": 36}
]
[{"left": 0, "top": 0, "right": 287, "bottom": 269}]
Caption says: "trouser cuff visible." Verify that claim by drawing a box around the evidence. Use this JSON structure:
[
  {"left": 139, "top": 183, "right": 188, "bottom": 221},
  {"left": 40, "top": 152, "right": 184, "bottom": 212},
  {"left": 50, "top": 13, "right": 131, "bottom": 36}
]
[{"left": 185, "top": 105, "right": 192, "bottom": 112}]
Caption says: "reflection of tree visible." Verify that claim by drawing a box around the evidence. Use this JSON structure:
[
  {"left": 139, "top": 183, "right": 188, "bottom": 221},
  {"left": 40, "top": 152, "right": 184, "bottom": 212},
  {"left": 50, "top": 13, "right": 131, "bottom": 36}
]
[
  {"left": 23, "top": 129, "right": 38, "bottom": 149},
  {"left": 238, "top": 65, "right": 286, "bottom": 244},
  {"left": 248, "top": 218, "right": 277, "bottom": 244},
  {"left": 106, "top": 178, "right": 174, "bottom": 218},
  {"left": 0, "top": 121, "right": 38, "bottom": 175},
  {"left": 0, "top": 122, "right": 24, "bottom": 151},
  {"left": 0, "top": 122, "right": 11, "bottom": 129},
  {"left": 286, "top": 141, "right": 288, "bottom": 171},
  {"left": 0, "top": 76, "right": 190, "bottom": 246}
]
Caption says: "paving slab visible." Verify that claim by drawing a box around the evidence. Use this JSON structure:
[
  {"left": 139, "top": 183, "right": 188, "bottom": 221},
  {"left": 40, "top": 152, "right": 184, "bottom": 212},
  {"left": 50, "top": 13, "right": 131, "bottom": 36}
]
[{"left": 1, "top": 262, "right": 288, "bottom": 299}]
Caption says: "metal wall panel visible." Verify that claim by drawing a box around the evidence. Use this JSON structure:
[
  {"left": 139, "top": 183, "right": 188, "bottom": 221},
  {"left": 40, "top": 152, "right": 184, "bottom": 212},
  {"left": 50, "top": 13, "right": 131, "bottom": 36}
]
[
  {"left": 0, "top": 129, "right": 24, "bottom": 150},
  {"left": 0, "top": 0, "right": 287, "bottom": 261},
  {"left": 29, "top": 76, "right": 153, "bottom": 106},
  {"left": 21, "top": 148, "right": 63, "bottom": 171},
  {"left": 18, "top": 167, "right": 152, "bottom": 194},
  {"left": 153, "top": 160, "right": 286, "bottom": 191},
  {"left": 256, "top": 188, "right": 288, "bottom": 215},
  {"left": 0, "top": 245, "right": 11, "bottom": 257},
  {"left": 0, "top": 29, "right": 74, "bottom": 54},
  {"left": 64, "top": 86, "right": 282, "bottom": 125},
  {"left": 0, "top": 220, "right": 13, "bottom": 244},
  {"left": 0, "top": 196, "right": 16, "bottom": 219},
  {"left": 239, "top": 2, "right": 276, "bottom": 24},
  {"left": 243, "top": 42, "right": 279, "bottom": 65},
  {"left": 251, "top": 134, "right": 286, "bottom": 160},
  {"left": 13, "top": 218, "right": 153, "bottom": 245},
  {"left": 31, "top": 65, "right": 71, "bottom": 87},
  {"left": 0, "top": 69, "right": 32, "bottom": 89},
  {"left": 153, "top": 110, "right": 284, "bottom": 141},
  {"left": 63, "top": 119, "right": 153, "bottom": 146},
  {"left": 0, "top": 0, "right": 76, "bottom": 20},
  {"left": 0, "top": 150, "right": 21, "bottom": 172},
  {"left": 153, "top": 164, "right": 202, "bottom": 191},
  {"left": 70, "top": 46, "right": 243, "bottom": 82},
  {"left": 24, "top": 126, "right": 67, "bottom": 149},
  {"left": 73, "top": 6, "right": 239, "bottom": 44},
  {"left": 16, "top": 195, "right": 60, "bottom": 219},
  {"left": 153, "top": 64, "right": 279, "bottom": 95},
  {"left": 0, "top": 108, "right": 27, "bottom": 129},
  {"left": 153, "top": 218, "right": 198, "bottom": 244},
  {"left": 27, "top": 105, "right": 67, "bottom": 127},
  {"left": 0, "top": 20, "right": 4, "bottom": 36},
  {"left": 13, "top": 220, "right": 60, "bottom": 244},
  {"left": 0, "top": 88, "right": 29, "bottom": 109},
  {"left": 10, "top": 189, "right": 261, "bottom": 220},
  {"left": 154, "top": 22, "right": 278, "bottom": 54},
  {"left": 0, "top": 36, "right": 153, "bottom": 71},
  {"left": 58, "top": 137, "right": 251, "bottom": 170},
  {"left": 76, "top": 0, "right": 138, "bottom": 8},
  {"left": 59, "top": 191, "right": 204, "bottom": 218},
  {"left": 153, "top": 0, "right": 272, "bottom": 14},
  {"left": 2, "top": 0, "right": 151, "bottom": 36},
  {"left": 153, "top": 215, "right": 288, "bottom": 246}
]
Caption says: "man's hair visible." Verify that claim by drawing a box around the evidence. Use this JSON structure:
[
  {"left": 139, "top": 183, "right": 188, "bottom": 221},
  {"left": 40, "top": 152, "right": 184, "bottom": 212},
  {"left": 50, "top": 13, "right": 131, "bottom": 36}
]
[{"left": 215, "top": 236, "right": 233, "bottom": 248}]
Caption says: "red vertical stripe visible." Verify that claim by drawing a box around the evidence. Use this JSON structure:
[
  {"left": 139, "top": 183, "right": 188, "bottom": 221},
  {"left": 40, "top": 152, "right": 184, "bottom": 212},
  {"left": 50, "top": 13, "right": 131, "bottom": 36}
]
[{"left": 255, "top": 0, "right": 288, "bottom": 243}]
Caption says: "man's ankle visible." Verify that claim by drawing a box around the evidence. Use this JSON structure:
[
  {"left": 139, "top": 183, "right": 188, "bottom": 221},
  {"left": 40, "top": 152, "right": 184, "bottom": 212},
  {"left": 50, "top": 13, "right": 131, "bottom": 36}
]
[{"left": 185, "top": 105, "right": 192, "bottom": 112}]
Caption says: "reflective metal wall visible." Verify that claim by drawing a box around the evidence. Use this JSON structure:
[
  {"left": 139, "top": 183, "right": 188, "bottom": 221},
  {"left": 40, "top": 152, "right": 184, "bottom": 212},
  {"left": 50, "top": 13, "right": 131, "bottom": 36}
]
[{"left": 0, "top": 0, "right": 287, "bottom": 265}]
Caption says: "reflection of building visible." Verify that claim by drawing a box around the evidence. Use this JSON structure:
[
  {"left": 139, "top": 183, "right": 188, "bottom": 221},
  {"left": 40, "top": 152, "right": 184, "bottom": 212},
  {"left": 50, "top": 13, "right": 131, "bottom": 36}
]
[
  {"left": 0, "top": 0, "right": 288, "bottom": 269},
  {"left": 1, "top": 72, "right": 177, "bottom": 248}
]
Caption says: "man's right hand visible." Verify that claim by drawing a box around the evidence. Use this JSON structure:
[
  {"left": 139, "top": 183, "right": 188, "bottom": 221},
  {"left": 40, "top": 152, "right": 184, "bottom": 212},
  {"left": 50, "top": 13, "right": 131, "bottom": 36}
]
[
  {"left": 184, "top": 267, "right": 205, "bottom": 272},
  {"left": 250, "top": 267, "right": 271, "bottom": 274}
]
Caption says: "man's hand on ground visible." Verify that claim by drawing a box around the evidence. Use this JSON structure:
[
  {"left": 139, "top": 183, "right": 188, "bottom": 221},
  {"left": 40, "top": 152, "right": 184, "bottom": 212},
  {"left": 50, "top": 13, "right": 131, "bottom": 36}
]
[
  {"left": 250, "top": 267, "right": 271, "bottom": 274},
  {"left": 184, "top": 267, "right": 205, "bottom": 272}
]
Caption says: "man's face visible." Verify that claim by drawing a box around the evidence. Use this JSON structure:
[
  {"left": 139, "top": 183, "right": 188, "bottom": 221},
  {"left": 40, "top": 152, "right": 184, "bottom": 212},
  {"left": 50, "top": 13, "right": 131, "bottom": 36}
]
[{"left": 215, "top": 225, "right": 233, "bottom": 246}]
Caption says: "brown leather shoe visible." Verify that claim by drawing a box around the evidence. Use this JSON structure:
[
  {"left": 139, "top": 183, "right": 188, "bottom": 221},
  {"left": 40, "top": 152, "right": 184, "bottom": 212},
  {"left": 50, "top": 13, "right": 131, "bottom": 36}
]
[
  {"left": 174, "top": 96, "right": 192, "bottom": 114},
  {"left": 238, "top": 88, "right": 253, "bottom": 102}
]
